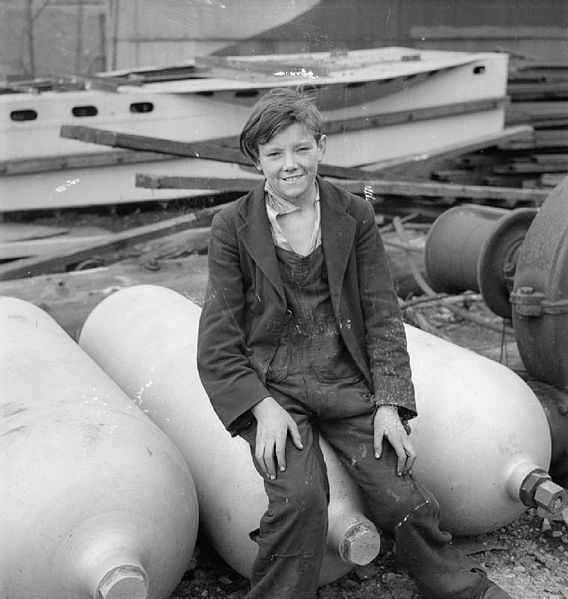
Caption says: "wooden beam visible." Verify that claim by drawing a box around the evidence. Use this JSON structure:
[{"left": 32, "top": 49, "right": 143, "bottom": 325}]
[
  {"left": 508, "top": 82, "right": 568, "bottom": 101},
  {"left": 0, "top": 149, "right": 173, "bottom": 177},
  {"left": 0, "top": 206, "right": 220, "bottom": 281},
  {"left": 501, "top": 129, "right": 568, "bottom": 150},
  {"left": 493, "top": 162, "right": 568, "bottom": 175},
  {"left": 60, "top": 125, "right": 248, "bottom": 165},
  {"left": 0, "top": 229, "right": 111, "bottom": 260},
  {"left": 135, "top": 173, "right": 549, "bottom": 205},
  {"left": 136, "top": 173, "right": 261, "bottom": 192},
  {"left": 59, "top": 125, "right": 371, "bottom": 180},
  {"left": 336, "top": 179, "right": 549, "bottom": 205}
]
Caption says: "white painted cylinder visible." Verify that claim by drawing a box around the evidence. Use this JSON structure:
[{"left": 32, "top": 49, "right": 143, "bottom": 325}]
[
  {"left": 79, "top": 285, "right": 381, "bottom": 586},
  {"left": 0, "top": 297, "right": 198, "bottom": 599},
  {"left": 404, "top": 325, "right": 552, "bottom": 534}
]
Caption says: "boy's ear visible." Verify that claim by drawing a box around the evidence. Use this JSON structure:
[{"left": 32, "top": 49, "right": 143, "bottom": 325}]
[{"left": 317, "top": 135, "right": 327, "bottom": 162}]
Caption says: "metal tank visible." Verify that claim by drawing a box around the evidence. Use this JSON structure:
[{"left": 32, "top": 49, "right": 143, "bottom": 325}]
[
  {"left": 510, "top": 175, "right": 568, "bottom": 391},
  {"left": 79, "top": 285, "right": 565, "bottom": 543},
  {"left": 424, "top": 177, "right": 568, "bottom": 486},
  {"left": 79, "top": 285, "right": 381, "bottom": 586},
  {"left": 0, "top": 297, "right": 198, "bottom": 599},
  {"left": 424, "top": 203, "right": 537, "bottom": 319},
  {"left": 404, "top": 324, "right": 564, "bottom": 535}
]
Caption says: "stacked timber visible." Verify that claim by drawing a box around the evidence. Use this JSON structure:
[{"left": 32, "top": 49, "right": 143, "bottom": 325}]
[{"left": 415, "top": 56, "right": 568, "bottom": 193}]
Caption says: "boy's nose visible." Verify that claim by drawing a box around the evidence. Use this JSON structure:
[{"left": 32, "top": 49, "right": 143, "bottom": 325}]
[{"left": 282, "top": 151, "right": 297, "bottom": 169}]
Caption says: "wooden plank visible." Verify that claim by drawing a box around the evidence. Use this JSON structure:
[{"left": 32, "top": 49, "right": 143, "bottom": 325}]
[
  {"left": 533, "top": 154, "right": 568, "bottom": 165},
  {"left": 60, "top": 125, "right": 248, "bottom": 165},
  {"left": 540, "top": 173, "right": 566, "bottom": 188},
  {"left": 493, "top": 162, "right": 568, "bottom": 175},
  {"left": 501, "top": 129, "right": 568, "bottom": 150},
  {"left": 333, "top": 179, "right": 549, "bottom": 205},
  {"left": 136, "top": 174, "right": 262, "bottom": 192},
  {"left": 0, "top": 222, "right": 69, "bottom": 243},
  {"left": 133, "top": 227, "right": 212, "bottom": 262},
  {"left": 59, "top": 125, "right": 371, "bottom": 181},
  {"left": 507, "top": 82, "right": 568, "bottom": 101},
  {"left": 0, "top": 231, "right": 112, "bottom": 260},
  {"left": 0, "top": 150, "right": 174, "bottom": 177},
  {"left": 506, "top": 101, "right": 568, "bottom": 127},
  {"left": 135, "top": 173, "right": 549, "bottom": 205},
  {"left": 0, "top": 206, "right": 220, "bottom": 281}
]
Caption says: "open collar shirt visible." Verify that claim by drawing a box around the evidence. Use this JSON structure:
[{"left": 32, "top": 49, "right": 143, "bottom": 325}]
[{"left": 264, "top": 181, "right": 321, "bottom": 256}]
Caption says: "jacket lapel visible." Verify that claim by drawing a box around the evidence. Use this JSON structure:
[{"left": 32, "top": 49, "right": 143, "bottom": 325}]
[
  {"left": 320, "top": 179, "right": 357, "bottom": 314},
  {"left": 238, "top": 183, "right": 286, "bottom": 303},
  {"left": 237, "top": 178, "right": 357, "bottom": 309}
]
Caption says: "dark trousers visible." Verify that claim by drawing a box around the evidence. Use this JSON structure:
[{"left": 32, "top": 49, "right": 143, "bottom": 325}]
[{"left": 239, "top": 374, "right": 492, "bottom": 599}]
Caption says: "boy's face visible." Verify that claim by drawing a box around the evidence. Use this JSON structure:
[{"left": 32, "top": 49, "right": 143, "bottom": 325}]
[{"left": 256, "top": 123, "right": 326, "bottom": 205}]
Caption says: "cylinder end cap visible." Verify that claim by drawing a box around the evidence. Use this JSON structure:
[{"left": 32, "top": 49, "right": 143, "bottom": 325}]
[
  {"left": 338, "top": 521, "right": 381, "bottom": 566},
  {"left": 96, "top": 565, "right": 148, "bottom": 599}
]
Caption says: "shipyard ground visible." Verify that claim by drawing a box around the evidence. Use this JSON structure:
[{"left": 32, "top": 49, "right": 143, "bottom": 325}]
[{"left": 172, "top": 507, "right": 567, "bottom": 598}]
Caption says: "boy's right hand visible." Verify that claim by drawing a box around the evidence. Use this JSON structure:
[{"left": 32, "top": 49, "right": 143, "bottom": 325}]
[{"left": 251, "top": 396, "right": 303, "bottom": 480}]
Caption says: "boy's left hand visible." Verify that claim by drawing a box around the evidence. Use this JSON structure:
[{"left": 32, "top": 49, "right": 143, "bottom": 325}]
[{"left": 374, "top": 405, "right": 416, "bottom": 476}]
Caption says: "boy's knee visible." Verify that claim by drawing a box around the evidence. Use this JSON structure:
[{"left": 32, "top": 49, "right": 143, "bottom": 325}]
[{"left": 270, "top": 478, "right": 327, "bottom": 524}]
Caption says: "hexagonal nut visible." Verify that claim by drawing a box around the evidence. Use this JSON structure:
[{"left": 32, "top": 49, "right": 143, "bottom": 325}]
[
  {"left": 97, "top": 565, "right": 148, "bottom": 599},
  {"left": 534, "top": 479, "right": 568, "bottom": 515},
  {"left": 339, "top": 521, "right": 381, "bottom": 566}
]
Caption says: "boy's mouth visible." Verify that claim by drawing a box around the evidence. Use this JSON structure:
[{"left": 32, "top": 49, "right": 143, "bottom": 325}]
[{"left": 282, "top": 174, "right": 304, "bottom": 182}]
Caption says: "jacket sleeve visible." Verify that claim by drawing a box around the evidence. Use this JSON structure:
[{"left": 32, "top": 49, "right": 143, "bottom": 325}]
[
  {"left": 197, "top": 210, "right": 271, "bottom": 434},
  {"left": 355, "top": 200, "right": 417, "bottom": 420}
]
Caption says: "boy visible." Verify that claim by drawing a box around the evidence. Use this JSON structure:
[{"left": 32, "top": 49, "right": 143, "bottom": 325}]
[{"left": 197, "top": 88, "right": 513, "bottom": 599}]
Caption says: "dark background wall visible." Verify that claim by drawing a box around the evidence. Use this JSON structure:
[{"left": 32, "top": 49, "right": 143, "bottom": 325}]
[{"left": 1, "top": 0, "right": 566, "bottom": 79}]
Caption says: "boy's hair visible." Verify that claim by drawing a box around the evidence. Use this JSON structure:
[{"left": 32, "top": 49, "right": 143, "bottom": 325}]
[{"left": 239, "top": 87, "right": 323, "bottom": 164}]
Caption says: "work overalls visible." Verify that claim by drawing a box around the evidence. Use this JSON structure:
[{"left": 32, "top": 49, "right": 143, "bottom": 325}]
[{"left": 239, "top": 245, "right": 492, "bottom": 599}]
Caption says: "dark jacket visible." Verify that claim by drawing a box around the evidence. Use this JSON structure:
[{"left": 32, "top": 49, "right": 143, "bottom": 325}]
[{"left": 197, "top": 176, "right": 416, "bottom": 434}]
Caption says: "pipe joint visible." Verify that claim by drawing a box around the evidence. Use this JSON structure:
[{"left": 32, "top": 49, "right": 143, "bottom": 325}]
[
  {"left": 96, "top": 565, "right": 148, "bottom": 599},
  {"left": 520, "top": 468, "right": 567, "bottom": 516},
  {"left": 337, "top": 520, "right": 381, "bottom": 566}
]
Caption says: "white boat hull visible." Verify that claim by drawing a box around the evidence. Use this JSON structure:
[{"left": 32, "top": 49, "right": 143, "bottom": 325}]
[{"left": 1, "top": 48, "right": 508, "bottom": 212}]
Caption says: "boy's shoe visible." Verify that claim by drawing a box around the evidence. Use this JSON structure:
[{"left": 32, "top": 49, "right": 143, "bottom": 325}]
[{"left": 481, "top": 582, "right": 513, "bottom": 599}]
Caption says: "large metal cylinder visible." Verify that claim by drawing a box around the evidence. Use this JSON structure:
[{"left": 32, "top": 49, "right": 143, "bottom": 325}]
[
  {"left": 79, "top": 285, "right": 563, "bottom": 542},
  {"left": 424, "top": 204, "right": 537, "bottom": 318},
  {"left": 79, "top": 286, "right": 381, "bottom": 586},
  {"left": 511, "top": 175, "right": 568, "bottom": 390},
  {"left": 404, "top": 324, "right": 561, "bottom": 534},
  {"left": 0, "top": 297, "right": 198, "bottom": 599}
]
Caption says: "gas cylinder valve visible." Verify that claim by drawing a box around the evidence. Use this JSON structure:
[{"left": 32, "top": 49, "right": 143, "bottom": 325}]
[{"left": 519, "top": 468, "right": 567, "bottom": 516}]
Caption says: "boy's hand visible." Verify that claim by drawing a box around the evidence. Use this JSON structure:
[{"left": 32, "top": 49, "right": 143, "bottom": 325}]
[
  {"left": 374, "top": 405, "right": 416, "bottom": 476},
  {"left": 252, "top": 396, "right": 303, "bottom": 480}
]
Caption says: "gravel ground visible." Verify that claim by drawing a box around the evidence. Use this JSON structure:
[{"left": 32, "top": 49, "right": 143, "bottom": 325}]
[{"left": 171, "top": 509, "right": 568, "bottom": 599}]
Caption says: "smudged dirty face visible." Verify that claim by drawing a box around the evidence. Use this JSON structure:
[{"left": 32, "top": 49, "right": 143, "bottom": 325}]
[{"left": 256, "top": 123, "right": 326, "bottom": 207}]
